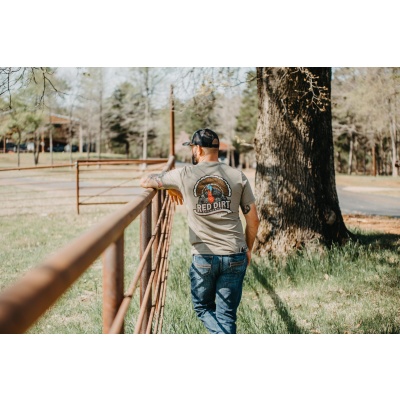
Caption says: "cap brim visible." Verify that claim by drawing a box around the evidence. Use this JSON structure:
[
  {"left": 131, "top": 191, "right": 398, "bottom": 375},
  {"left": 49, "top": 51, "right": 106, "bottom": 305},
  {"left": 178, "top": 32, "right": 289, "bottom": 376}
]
[{"left": 182, "top": 142, "right": 192, "bottom": 146}]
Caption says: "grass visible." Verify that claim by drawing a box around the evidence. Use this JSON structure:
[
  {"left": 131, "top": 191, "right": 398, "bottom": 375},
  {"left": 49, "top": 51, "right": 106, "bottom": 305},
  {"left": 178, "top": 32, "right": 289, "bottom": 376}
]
[
  {"left": 0, "top": 207, "right": 141, "bottom": 333},
  {"left": 1, "top": 211, "right": 143, "bottom": 334},
  {"left": 2, "top": 210, "right": 399, "bottom": 334},
  {"left": 1, "top": 155, "right": 399, "bottom": 334},
  {"left": 161, "top": 214, "right": 400, "bottom": 334}
]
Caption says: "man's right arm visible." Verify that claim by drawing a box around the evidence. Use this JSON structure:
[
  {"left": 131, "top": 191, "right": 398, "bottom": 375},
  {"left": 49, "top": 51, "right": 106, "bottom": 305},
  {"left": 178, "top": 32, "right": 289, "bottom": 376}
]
[{"left": 140, "top": 173, "right": 166, "bottom": 189}]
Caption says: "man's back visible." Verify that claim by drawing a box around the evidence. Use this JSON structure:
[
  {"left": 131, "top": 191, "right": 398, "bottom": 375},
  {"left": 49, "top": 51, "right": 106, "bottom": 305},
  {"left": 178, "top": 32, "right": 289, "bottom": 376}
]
[{"left": 161, "top": 161, "right": 255, "bottom": 255}]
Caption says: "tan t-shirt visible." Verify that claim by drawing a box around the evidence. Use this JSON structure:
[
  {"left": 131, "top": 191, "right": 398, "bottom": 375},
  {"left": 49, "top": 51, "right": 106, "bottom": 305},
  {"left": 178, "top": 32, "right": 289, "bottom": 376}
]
[{"left": 161, "top": 161, "right": 256, "bottom": 255}]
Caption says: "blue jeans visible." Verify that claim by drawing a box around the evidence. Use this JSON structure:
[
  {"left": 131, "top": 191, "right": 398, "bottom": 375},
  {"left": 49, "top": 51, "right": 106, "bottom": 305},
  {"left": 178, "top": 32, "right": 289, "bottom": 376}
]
[{"left": 189, "top": 252, "right": 248, "bottom": 334}]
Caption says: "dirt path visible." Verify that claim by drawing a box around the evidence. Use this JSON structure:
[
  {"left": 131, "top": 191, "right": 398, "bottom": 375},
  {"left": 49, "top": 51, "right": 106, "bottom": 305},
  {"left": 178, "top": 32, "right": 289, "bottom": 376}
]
[
  {"left": 244, "top": 168, "right": 400, "bottom": 235},
  {"left": 343, "top": 214, "right": 400, "bottom": 235}
]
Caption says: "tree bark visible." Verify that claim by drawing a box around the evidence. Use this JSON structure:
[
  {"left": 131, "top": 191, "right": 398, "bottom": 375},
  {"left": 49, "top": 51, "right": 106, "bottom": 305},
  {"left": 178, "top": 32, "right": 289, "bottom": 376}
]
[{"left": 253, "top": 67, "right": 349, "bottom": 256}]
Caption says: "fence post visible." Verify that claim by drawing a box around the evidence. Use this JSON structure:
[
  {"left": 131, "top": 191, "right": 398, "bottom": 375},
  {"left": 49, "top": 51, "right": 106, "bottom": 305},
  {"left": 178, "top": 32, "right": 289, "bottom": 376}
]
[
  {"left": 102, "top": 233, "right": 125, "bottom": 333},
  {"left": 140, "top": 202, "right": 152, "bottom": 333},
  {"left": 152, "top": 191, "right": 162, "bottom": 297},
  {"left": 75, "top": 161, "right": 80, "bottom": 215},
  {"left": 170, "top": 85, "right": 175, "bottom": 166}
]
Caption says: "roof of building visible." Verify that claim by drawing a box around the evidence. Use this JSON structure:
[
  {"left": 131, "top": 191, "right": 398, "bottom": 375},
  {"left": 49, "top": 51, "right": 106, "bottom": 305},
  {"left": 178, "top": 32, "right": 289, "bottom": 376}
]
[{"left": 49, "top": 113, "right": 79, "bottom": 125}]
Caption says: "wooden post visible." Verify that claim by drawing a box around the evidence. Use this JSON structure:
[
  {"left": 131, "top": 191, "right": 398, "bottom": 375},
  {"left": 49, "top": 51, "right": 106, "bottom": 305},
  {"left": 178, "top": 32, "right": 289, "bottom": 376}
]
[{"left": 170, "top": 85, "right": 175, "bottom": 164}]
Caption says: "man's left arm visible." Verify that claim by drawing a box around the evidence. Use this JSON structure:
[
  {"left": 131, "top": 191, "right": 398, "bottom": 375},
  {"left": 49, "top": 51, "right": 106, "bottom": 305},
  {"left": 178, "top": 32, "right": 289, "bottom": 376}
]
[{"left": 242, "top": 203, "right": 260, "bottom": 265}]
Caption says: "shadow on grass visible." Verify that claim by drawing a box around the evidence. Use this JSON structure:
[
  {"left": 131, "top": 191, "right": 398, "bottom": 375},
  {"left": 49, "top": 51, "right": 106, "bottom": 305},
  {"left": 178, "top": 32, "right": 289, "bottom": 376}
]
[
  {"left": 252, "top": 267, "right": 304, "bottom": 334},
  {"left": 352, "top": 231, "right": 400, "bottom": 250}
]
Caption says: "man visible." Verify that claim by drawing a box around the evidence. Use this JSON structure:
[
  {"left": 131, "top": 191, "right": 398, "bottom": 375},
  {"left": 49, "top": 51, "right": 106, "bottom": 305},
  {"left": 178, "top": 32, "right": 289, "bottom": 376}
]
[{"left": 140, "top": 128, "right": 259, "bottom": 334}]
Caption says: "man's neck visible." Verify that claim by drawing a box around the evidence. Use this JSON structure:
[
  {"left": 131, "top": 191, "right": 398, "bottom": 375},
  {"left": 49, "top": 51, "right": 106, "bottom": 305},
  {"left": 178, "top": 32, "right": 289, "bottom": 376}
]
[{"left": 198, "top": 155, "right": 219, "bottom": 163}]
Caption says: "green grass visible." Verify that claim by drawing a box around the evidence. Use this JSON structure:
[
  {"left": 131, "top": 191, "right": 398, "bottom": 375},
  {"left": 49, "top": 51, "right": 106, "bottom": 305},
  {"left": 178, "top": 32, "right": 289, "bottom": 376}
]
[
  {"left": 0, "top": 153, "right": 400, "bottom": 334},
  {"left": 162, "top": 214, "right": 400, "bottom": 334},
  {"left": 0, "top": 207, "right": 400, "bottom": 334},
  {"left": 0, "top": 207, "right": 141, "bottom": 333},
  {"left": 1, "top": 210, "right": 399, "bottom": 334},
  {"left": 1, "top": 155, "right": 399, "bottom": 333}
]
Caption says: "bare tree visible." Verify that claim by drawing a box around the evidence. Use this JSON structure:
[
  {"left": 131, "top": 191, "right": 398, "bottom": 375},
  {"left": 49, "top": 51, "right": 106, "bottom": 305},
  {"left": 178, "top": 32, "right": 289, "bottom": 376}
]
[
  {"left": 333, "top": 67, "right": 400, "bottom": 176},
  {"left": 0, "top": 68, "right": 60, "bottom": 110},
  {"left": 213, "top": 91, "right": 242, "bottom": 165},
  {"left": 130, "top": 68, "right": 167, "bottom": 162}
]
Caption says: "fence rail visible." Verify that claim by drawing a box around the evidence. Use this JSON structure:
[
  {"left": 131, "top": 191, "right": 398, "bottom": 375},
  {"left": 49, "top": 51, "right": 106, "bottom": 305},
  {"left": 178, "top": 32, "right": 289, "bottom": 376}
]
[
  {"left": 75, "top": 158, "right": 168, "bottom": 214},
  {"left": 0, "top": 156, "right": 175, "bottom": 334},
  {"left": 0, "top": 158, "right": 168, "bottom": 216}
]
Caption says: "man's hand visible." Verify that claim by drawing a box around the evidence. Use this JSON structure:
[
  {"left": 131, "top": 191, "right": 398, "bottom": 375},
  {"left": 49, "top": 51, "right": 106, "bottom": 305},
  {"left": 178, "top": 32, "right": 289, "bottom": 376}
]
[
  {"left": 246, "top": 250, "right": 252, "bottom": 266},
  {"left": 167, "top": 189, "right": 184, "bottom": 205}
]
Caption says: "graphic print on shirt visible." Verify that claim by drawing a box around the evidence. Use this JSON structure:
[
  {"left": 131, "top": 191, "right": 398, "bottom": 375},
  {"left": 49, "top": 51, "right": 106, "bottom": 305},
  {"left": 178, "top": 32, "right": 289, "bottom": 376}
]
[{"left": 193, "top": 175, "right": 232, "bottom": 215}]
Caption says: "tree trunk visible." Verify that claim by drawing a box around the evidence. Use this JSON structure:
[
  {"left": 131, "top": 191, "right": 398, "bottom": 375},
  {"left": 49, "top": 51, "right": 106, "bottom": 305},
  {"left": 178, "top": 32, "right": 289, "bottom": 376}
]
[
  {"left": 336, "top": 151, "right": 342, "bottom": 173},
  {"left": 253, "top": 67, "right": 349, "bottom": 256},
  {"left": 33, "top": 131, "right": 40, "bottom": 165},
  {"left": 69, "top": 122, "right": 73, "bottom": 164},
  {"left": 49, "top": 128, "right": 53, "bottom": 166},
  {"left": 86, "top": 128, "right": 91, "bottom": 161},
  {"left": 142, "top": 68, "right": 150, "bottom": 169},
  {"left": 390, "top": 111, "right": 398, "bottom": 177},
  {"left": 348, "top": 132, "right": 354, "bottom": 174},
  {"left": 79, "top": 125, "right": 83, "bottom": 153},
  {"left": 372, "top": 143, "right": 377, "bottom": 176},
  {"left": 41, "top": 131, "right": 44, "bottom": 153},
  {"left": 98, "top": 68, "right": 103, "bottom": 160},
  {"left": 125, "top": 141, "right": 130, "bottom": 158},
  {"left": 17, "top": 130, "right": 21, "bottom": 167}
]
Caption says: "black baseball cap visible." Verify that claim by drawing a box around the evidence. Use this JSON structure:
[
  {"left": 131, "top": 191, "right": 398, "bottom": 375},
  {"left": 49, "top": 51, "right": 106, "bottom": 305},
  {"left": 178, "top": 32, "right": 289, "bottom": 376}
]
[{"left": 182, "top": 128, "right": 220, "bottom": 148}]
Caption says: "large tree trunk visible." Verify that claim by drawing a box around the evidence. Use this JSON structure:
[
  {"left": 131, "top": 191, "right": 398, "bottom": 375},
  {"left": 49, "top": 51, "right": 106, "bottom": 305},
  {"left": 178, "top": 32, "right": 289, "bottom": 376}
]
[{"left": 253, "top": 67, "right": 349, "bottom": 256}]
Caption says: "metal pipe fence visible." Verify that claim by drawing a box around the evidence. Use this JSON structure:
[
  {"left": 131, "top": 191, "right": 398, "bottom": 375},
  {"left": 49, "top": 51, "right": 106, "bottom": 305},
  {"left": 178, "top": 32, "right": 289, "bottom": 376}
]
[
  {"left": 0, "top": 164, "right": 77, "bottom": 215},
  {"left": 0, "top": 156, "right": 175, "bottom": 334},
  {"left": 0, "top": 159, "right": 168, "bottom": 216},
  {"left": 75, "top": 158, "right": 168, "bottom": 214}
]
